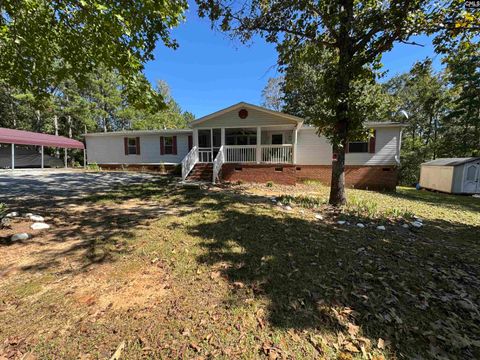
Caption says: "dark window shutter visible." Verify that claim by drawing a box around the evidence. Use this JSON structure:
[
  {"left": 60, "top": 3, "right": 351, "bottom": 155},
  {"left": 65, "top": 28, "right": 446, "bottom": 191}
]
[
  {"left": 160, "top": 136, "right": 165, "bottom": 155},
  {"left": 369, "top": 130, "right": 376, "bottom": 153},
  {"left": 173, "top": 136, "right": 178, "bottom": 155},
  {"left": 124, "top": 138, "right": 128, "bottom": 155},
  {"left": 136, "top": 137, "right": 140, "bottom": 155},
  {"left": 345, "top": 142, "right": 349, "bottom": 154},
  {"left": 188, "top": 135, "right": 193, "bottom": 151}
]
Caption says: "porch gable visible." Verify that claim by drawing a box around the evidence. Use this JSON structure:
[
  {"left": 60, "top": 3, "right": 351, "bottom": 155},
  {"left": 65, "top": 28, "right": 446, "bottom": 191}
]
[{"left": 190, "top": 102, "right": 303, "bottom": 128}]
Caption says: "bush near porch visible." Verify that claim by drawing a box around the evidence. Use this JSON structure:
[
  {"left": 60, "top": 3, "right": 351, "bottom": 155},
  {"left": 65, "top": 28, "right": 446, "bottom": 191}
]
[{"left": 0, "top": 179, "right": 479, "bottom": 359}]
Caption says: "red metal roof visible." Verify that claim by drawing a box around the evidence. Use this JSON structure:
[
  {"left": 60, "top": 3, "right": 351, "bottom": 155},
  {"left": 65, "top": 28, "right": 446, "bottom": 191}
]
[{"left": 0, "top": 127, "right": 85, "bottom": 149}]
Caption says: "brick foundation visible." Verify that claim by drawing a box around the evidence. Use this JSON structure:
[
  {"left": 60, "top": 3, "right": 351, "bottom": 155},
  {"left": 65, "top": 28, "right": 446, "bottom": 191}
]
[
  {"left": 221, "top": 164, "right": 398, "bottom": 190},
  {"left": 222, "top": 164, "right": 297, "bottom": 185},
  {"left": 97, "top": 163, "right": 180, "bottom": 175}
]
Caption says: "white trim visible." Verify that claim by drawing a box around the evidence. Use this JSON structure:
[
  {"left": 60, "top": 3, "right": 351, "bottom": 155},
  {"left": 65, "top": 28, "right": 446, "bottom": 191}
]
[
  {"left": 85, "top": 129, "right": 192, "bottom": 137},
  {"left": 300, "top": 122, "right": 407, "bottom": 130},
  {"left": 95, "top": 162, "right": 181, "bottom": 166},
  {"left": 191, "top": 102, "right": 303, "bottom": 126},
  {"left": 195, "top": 124, "right": 296, "bottom": 130}
]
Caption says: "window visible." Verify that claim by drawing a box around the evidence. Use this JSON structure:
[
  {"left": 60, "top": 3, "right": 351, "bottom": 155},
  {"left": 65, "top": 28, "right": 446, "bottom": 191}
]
[
  {"left": 164, "top": 136, "right": 173, "bottom": 155},
  {"left": 466, "top": 165, "right": 477, "bottom": 181},
  {"left": 127, "top": 138, "right": 138, "bottom": 155},
  {"left": 348, "top": 141, "right": 369, "bottom": 153},
  {"left": 225, "top": 129, "right": 257, "bottom": 145},
  {"left": 271, "top": 134, "right": 283, "bottom": 145}
]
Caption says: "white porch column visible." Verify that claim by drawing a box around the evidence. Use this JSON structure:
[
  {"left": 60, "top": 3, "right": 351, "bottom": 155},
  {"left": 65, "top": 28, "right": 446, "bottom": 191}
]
[
  {"left": 64, "top": 148, "right": 67, "bottom": 168},
  {"left": 221, "top": 128, "right": 225, "bottom": 146},
  {"left": 41, "top": 146, "right": 44, "bottom": 169},
  {"left": 11, "top": 143, "right": 14, "bottom": 170},
  {"left": 210, "top": 128, "right": 213, "bottom": 162},
  {"left": 256, "top": 126, "right": 261, "bottom": 164},
  {"left": 192, "top": 128, "right": 199, "bottom": 147},
  {"left": 293, "top": 126, "right": 298, "bottom": 164}
]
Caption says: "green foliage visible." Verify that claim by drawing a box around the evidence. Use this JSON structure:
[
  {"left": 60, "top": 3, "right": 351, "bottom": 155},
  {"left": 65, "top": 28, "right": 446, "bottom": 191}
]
[
  {"left": 87, "top": 163, "right": 101, "bottom": 171},
  {"left": 0, "top": 203, "right": 6, "bottom": 218},
  {"left": 0, "top": 0, "right": 188, "bottom": 108},
  {"left": 385, "top": 54, "right": 479, "bottom": 185},
  {"left": 345, "top": 196, "right": 413, "bottom": 220},
  {"left": 265, "top": 181, "right": 274, "bottom": 188},
  {"left": 277, "top": 194, "right": 325, "bottom": 209}
]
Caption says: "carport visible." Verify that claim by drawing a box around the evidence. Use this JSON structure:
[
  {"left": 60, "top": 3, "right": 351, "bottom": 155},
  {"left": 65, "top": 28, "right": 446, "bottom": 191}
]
[{"left": 0, "top": 127, "right": 85, "bottom": 170}]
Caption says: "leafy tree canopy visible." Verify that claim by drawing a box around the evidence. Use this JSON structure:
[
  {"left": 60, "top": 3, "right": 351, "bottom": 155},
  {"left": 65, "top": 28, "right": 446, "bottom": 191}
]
[{"left": 0, "top": 0, "right": 188, "bottom": 109}]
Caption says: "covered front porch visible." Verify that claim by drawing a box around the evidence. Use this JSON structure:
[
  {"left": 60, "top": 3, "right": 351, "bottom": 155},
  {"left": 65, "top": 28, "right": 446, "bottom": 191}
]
[{"left": 193, "top": 126, "right": 298, "bottom": 164}]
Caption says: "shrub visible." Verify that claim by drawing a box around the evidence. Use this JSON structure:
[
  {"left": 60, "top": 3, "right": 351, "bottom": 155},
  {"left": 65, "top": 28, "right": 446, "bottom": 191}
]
[
  {"left": 0, "top": 203, "right": 6, "bottom": 218},
  {"left": 277, "top": 194, "right": 325, "bottom": 208},
  {"left": 87, "top": 162, "right": 101, "bottom": 171},
  {"left": 266, "top": 181, "right": 274, "bottom": 188}
]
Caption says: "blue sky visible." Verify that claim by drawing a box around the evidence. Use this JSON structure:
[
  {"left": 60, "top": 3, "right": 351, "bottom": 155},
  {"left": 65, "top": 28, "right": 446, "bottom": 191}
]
[{"left": 144, "top": 2, "right": 442, "bottom": 118}]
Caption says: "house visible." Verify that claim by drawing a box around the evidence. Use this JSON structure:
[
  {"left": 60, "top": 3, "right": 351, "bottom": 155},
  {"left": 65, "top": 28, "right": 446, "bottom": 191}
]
[
  {"left": 85, "top": 102, "right": 406, "bottom": 190},
  {"left": 420, "top": 158, "right": 480, "bottom": 194}
]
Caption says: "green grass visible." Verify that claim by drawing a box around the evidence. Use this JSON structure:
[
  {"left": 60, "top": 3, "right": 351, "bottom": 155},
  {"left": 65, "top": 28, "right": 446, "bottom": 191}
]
[{"left": 1, "top": 179, "right": 479, "bottom": 359}]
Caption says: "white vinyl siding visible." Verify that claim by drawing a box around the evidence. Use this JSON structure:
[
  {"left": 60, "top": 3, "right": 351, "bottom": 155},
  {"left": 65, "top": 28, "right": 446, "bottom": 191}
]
[
  {"left": 86, "top": 133, "right": 190, "bottom": 165},
  {"left": 295, "top": 127, "right": 401, "bottom": 166},
  {"left": 192, "top": 108, "right": 298, "bottom": 128},
  {"left": 296, "top": 129, "right": 333, "bottom": 165},
  {"left": 346, "top": 128, "right": 399, "bottom": 166}
]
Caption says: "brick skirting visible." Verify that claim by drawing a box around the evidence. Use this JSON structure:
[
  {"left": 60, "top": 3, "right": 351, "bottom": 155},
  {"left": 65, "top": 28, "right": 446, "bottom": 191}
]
[
  {"left": 97, "top": 163, "right": 179, "bottom": 174},
  {"left": 221, "top": 164, "right": 398, "bottom": 190}
]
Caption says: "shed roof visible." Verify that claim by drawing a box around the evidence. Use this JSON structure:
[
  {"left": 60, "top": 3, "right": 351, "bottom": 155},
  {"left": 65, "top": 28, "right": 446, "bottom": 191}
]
[
  {"left": 0, "top": 127, "right": 85, "bottom": 149},
  {"left": 422, "top": 157, "right": 480, "bottom": 166}
]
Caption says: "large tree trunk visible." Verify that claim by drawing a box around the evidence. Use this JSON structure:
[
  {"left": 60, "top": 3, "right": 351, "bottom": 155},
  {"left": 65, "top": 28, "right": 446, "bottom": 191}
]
[
  {"left": 328, "top": 0, "right": 353, "bottom": 206},
  {"left": 329, "top": 141, "right": 347, "bottom": 205}
]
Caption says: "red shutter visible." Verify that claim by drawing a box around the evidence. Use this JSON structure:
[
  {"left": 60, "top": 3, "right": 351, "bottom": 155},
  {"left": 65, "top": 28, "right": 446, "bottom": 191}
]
[
  {"left": 160, "top": 136, "right": 165, "bottom": 155},
  {"left": 369, "top": 130, "right": 376, "bottom": 153},
  {"left": 173, "top": 136, "right": 177, "bottom": 155},
  {"left": 124, "top": 138, "right": 128, "bottom": 155},
  {"left": 188, "top": 135, "right": 193, "bottom": 151},
  {"left": 136, "top": 137, "right": 140, "bottom": 155}
]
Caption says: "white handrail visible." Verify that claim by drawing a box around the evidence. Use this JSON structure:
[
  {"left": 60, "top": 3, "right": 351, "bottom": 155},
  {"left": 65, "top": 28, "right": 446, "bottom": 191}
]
[
  {"left": 212, "top": 145, "right": 225, "bottom": 184},
  {"left": 181, "top": 146, "right": 198, "bottom": 181}
]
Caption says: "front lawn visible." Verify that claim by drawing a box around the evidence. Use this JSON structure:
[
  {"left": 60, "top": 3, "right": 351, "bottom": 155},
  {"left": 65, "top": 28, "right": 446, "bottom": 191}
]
[{"left": 1, "top": 179, "right": 479, "bottom": 359}]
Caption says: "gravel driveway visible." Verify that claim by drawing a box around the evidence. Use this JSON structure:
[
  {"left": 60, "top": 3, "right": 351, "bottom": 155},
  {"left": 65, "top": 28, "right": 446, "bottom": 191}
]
[{"left": 0, "top": 169, "right": 159, "bottom": 202}]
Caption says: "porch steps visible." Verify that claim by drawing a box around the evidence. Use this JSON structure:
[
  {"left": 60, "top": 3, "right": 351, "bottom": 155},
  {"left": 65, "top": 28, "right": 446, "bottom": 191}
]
[{"left": 186, "top": 163, "right": 213, "bottom": 181}]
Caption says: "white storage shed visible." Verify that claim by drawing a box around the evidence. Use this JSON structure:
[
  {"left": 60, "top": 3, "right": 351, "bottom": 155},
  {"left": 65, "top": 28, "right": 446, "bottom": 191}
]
[{"left": 419, "top": 157, "right": 480, "bottom": 194}]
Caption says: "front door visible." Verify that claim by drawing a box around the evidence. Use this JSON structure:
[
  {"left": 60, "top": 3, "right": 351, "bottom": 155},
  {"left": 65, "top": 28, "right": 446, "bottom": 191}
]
[{"left": 463, "top": 163, "right": 480, "bottom": 193}]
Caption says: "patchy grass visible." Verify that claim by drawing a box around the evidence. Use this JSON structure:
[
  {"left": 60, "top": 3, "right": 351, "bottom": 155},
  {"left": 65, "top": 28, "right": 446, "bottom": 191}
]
[{"left": 1, "top": 178, "right": 479, "bottom": 359}]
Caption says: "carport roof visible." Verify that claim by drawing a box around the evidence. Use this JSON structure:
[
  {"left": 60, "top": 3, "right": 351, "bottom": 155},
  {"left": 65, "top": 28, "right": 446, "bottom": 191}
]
[{"left": 0, "top": 127, "right": 85, "bottom": 149}]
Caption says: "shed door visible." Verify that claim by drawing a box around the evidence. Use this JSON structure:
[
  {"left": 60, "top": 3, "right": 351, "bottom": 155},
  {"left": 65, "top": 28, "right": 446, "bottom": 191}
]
[{"left": 463, "top": 163, "right": 480, "bottom": 193}]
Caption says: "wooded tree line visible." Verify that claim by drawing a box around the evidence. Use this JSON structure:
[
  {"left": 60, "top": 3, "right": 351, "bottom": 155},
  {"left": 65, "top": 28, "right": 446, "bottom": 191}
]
[
  {"left": 261, "top": 40, "right": 480, "bottom": 186},
  {"left": 0, "top": 70, "right": 194, "bottom": 140}
]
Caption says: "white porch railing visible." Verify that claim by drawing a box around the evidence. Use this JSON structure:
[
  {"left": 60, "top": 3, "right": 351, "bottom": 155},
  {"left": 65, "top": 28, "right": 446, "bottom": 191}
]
[
  {"left": 212, "top": 146, "right": 225, "bottom": 184},
  {"left": 224, "top": 145, "right": 257, "bottom": 163},
  {"left": 181, "top": 146, "right": 198, "bottom": 181},
  {"left": 261, "top": 145, "right": 293, "bottom": 164},
  {"left": 198, "top": 148, "right": 212, "bottom": 163}
]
